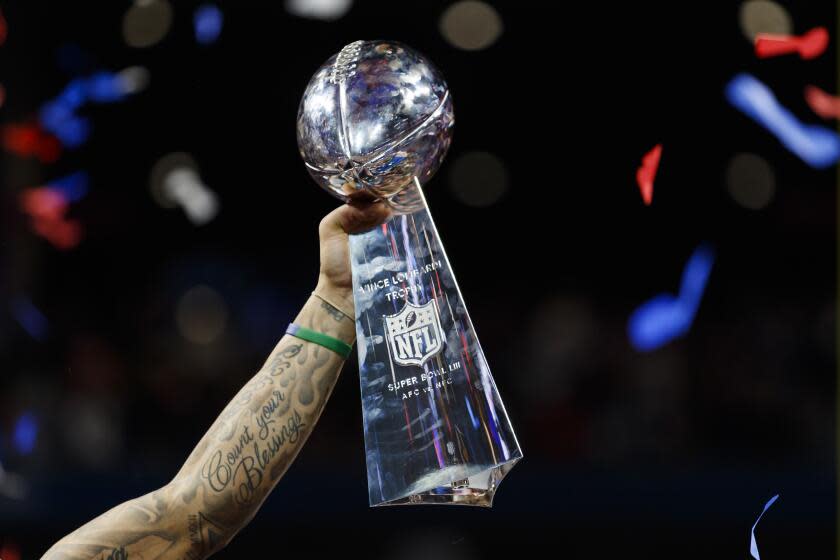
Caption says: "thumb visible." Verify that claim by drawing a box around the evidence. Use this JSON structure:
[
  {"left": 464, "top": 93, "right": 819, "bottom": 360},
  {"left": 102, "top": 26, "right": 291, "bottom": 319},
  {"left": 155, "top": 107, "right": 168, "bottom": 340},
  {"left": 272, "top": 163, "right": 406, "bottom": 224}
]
[{"left": 320, "top": 200, "right": 392, "bottom": 238}]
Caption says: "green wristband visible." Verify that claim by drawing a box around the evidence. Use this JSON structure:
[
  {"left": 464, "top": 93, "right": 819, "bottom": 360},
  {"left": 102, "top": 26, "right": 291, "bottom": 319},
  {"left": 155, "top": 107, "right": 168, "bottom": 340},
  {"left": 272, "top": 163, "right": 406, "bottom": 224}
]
[{"left": 286, "top": 323, "right": 353, "bottom": 359}]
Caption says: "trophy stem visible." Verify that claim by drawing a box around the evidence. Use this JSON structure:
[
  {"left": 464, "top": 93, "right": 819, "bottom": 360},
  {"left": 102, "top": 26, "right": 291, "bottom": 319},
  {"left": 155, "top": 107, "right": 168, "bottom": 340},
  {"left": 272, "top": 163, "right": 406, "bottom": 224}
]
[{"left": 349, "top": 177, "right": 522, "bottom": 507}]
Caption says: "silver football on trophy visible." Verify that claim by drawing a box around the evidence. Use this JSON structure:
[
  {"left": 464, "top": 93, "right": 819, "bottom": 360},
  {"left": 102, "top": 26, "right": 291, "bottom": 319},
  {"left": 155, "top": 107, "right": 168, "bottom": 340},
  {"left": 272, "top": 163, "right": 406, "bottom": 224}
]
[{"left": 297, "top": 40, "right": 454, "bottom": 211}]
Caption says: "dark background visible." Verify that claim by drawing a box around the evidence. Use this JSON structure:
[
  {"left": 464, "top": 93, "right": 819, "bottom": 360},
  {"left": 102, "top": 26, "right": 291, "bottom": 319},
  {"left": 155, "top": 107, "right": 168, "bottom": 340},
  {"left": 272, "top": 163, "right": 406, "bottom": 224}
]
[{"left": 0, "top": 1, "right": 836, "bottom": 558}]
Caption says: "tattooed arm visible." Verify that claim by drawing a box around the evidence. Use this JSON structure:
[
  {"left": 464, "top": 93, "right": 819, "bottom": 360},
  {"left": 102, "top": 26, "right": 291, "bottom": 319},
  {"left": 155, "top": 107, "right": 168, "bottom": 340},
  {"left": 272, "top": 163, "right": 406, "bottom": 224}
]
[{"left": 42, "top": 201, "right": 391, "bottom": 560}]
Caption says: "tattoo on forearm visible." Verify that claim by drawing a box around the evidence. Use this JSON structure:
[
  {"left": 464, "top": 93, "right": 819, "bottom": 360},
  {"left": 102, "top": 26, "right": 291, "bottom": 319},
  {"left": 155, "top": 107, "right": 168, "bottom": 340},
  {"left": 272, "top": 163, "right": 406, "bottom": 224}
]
[
  {"left": 296, "top": 348, "right": 331, "bottom": 405},
  {"left": 200, "top": 404, "right": 307, "bottom": 506},
  {"left": 185, "top": 512, "right": 226, "bottom": 560},
  {"left": 42, "top": 488, "right": 181, "bottom": 559},
  {"left": 266, "top": 343, "right": 303, "bottom": 377},
  {"left": 193, "top": 336, "right": 330, "bottom": 510},
  {"left": 104, "top": 547, "right": 127, "bottom": 560},
  {"left": 320, "top": 299, "right": 348, "bottom": 322}
]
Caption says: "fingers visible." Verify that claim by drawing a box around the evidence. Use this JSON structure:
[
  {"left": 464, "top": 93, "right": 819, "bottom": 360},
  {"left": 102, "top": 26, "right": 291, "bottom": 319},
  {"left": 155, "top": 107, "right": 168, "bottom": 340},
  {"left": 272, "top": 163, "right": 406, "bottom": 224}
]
[{"left": 320, "top": 200, "right": 392, "bottom": 237}]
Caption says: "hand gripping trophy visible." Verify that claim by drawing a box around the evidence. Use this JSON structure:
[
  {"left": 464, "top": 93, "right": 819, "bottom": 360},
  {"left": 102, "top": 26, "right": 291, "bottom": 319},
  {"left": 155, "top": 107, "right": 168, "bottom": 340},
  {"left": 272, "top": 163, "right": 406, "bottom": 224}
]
[{"left": 297, "top": 40, "right": 522, "bottom": 506}]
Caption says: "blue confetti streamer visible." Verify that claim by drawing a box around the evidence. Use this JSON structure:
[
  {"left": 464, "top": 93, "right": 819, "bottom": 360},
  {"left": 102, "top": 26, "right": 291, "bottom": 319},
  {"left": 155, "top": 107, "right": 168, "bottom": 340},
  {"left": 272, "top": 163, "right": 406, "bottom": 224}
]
[
  {"left": 12, "top": 412, "right": 38, "bottom": 455},
  {"left": 39, "top": 71, "right": 136, "bottom": 148},
  {"left": 194, "top": 4, "right": 224, "bottom": 45},
  {"left": 726, "top": 73, "right": 840, "bottom": 169},
  {"left": 750, "top": 494, "right": 779, "bottom": 560},
  {"left": 9, "top": 297, "right": 48, "bottom": 341},
  {"left": 50, "top": 171, "right": 89, "bottom": 202},
  {"left": 84, "top": 72, "right": 129, "bottom": 103},
  {"left": 57, "top": 78, "right": 86, "bottom": 110},
  {"left": 628, "top": 244, "right": 714, "bottom": 351}
]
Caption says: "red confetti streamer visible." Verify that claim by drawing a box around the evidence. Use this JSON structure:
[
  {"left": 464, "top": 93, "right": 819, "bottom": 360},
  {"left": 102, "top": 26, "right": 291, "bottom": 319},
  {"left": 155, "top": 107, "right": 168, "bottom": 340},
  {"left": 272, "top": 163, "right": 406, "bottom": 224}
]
[
  {"left": 0, "top": 7, "right": 7, "bottom": 46},
  {"left": 2, "top": 123, "right": 62, "bottom": 163},
  {"left": 635, "top": 144, "right": 662, "bottom": 206},
  {"left": 32, "top": 216, "right": 83, "bottom": 249},
  {"left": 0, "top": 540, "right": 21, "bottom": 560},
  {"left": 804, "top": 85, "right": 840, "bottom": 120},
  {"left": 18, "top": 187, "right": 83, "bottom": 250},
  {"left": 19, "top": 187, "right": 68, "bottom": 221},
  {"left": 755, "top": 27, "right": 829, "bottom": 60}
]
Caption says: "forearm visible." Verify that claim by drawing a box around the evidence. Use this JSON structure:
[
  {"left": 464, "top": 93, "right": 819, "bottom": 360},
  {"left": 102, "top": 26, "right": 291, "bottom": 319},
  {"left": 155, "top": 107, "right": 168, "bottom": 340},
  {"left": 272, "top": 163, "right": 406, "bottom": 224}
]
[
  {"left": 42, "top": 199, "right": 386, "bottom": 560},
  {"left": 43, "top": 284, "right": 355, "bottom": 560},
  {"left": 170, "top": 284, "right": 355, "bottom": 549}
]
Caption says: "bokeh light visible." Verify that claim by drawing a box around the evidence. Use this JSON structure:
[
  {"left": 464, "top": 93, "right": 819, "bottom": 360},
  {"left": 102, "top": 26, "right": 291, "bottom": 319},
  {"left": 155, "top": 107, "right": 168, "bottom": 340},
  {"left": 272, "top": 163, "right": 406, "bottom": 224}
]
[
  {"left": 19, "top": 186, "right": 84, "bottom": 249},
  {"left": 150, "top": 152, "right": 195, "bottom": 208},
  {"left": 50, "top": 171, "right": 89, "bottom": 202},
  {"left": 175, "top": 285, "right": 228, "bottom": 345},
  {"left": 2, "top": 123, "right": 62, "bottom": 163},
  {"left": 117, "top": 65, "right": 151, "bottom": 94},
  {"left": 0, "top": 464, "right": 28, "bottom": 501},
  {"left": 39, "top": 69, "right": 146, "bottom": 149},
  {"left": 448, "top": 151, "right": 508, "bottom": 207},
  {"left": 0, "top": 540, "right": 21, "bottom": 560},
  {"left": 285, "top": 0, "right": 353, "bottom": 21},
  {"left": 0, "top": 6, "right": 7, "bottom": 46},
  {"left": 439, "top": 1, "right": 503, "bottom": 51},
  {"left": 739, "top": 0, "right": 792, "bottom": 41},
  {"left": 726, "top": 152, "right": 776, "bottom": 210},
  {"left": 165, "top": 168, "right": 219, "bottom": 225},
  {"left": 150, "top": 152, "right": 219, "bottom": 224},
  {"left": 9, "top": 297, "right": 49, "bottom": 340},
  {"left": 60, "top": 396, "right": 124, "bottom": 470},
  {"left": 12, "top": 412, "right": 38, "bottom": 455},
  {"left": 122, "top": 0, "right": 173, "bottom": 48},
  {"left": 194, "top": 4, "right": 224, "bottom": 45}
]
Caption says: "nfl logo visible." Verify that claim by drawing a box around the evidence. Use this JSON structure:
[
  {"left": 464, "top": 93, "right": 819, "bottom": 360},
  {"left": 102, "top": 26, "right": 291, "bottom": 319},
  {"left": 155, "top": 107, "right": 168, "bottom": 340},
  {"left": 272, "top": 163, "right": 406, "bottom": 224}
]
[{"left": 383, "top": 300, "right": 445, "bottom": 367}]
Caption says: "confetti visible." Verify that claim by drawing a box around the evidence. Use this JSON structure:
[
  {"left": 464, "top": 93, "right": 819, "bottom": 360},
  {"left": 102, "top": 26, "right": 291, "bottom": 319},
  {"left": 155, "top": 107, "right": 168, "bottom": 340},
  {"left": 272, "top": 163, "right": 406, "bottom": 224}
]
[
  {"left": 32, "top": 217, "right": 82, "bottom": 249},
  {"left": 50, "top": 171, "right": 89, "bottom": 202},
  {"left": 1, "top": 123, "right": 62, "bottom": 163},
  {"left": 0, "top": 540, "right": 21, "bottom": 560},
  {"left": 750, "top": 494, "right": 779, "bottom": 560},
  {"left": 12, "top": 413, "right": 38, "bottom": 455},
  {"left": 19, "top": 187, "right": 68, "bottom": 221},
  {"left": 19, "top": 183, "right": 84, "bottom": 249},
  {"left": 0, "top": 7, "right": 7, "bottom": 46},
  {"left": 39, "top": 70, "right": 145, "bottom": 148},
  {"left": 162, "top": 167, "right": 219, "bottom": 225},
  {"left": 635, "top": 144, "right": 662, "bottom": 205},
  {"left": 194, "top": 4, "right": 224, "bottom": 45},
  {"left": 9, "top": 297, "right": 48, "bottom": 340},
  {"left": 726, "top": 73, "right": 840, "bottom": 169},
  {"left": 628, "top": 244, "right": 714, "bottom": 351},
  {"left": 755, "top": 26, "right": 829, "bottom": 60},
  {"left": 804, "top": 85, "right": 840, "bottom": 120},
  {"left": 85, "top": 72, "right": 133, "bottom": 103}
]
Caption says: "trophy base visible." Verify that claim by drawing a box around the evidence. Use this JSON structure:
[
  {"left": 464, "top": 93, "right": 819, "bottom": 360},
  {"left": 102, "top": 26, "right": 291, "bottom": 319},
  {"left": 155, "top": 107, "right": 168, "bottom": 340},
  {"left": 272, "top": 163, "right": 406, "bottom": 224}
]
[{"left": 374, "top": 457, "right": 521, "bottom": 507}]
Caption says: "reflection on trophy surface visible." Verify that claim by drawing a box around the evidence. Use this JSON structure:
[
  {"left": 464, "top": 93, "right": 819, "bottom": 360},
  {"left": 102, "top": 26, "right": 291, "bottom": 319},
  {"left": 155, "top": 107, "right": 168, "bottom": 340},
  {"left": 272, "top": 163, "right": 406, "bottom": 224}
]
[{"left": 298, "top": 40, "right": 522, "bottom": 506}]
